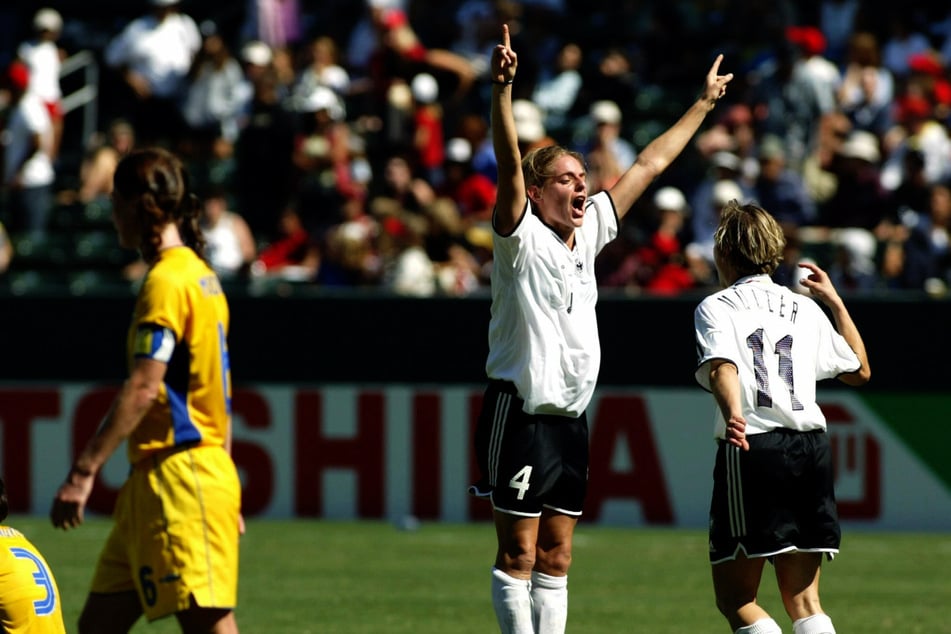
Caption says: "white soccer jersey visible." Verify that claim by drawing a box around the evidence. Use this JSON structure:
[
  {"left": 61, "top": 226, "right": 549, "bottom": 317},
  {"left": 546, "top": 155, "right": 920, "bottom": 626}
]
[
  {"left": 486, "top": 191, "right": 618, "bottom": 417},
  {"left": 694, "top": 274, "right": 861, "bottom": 436}
]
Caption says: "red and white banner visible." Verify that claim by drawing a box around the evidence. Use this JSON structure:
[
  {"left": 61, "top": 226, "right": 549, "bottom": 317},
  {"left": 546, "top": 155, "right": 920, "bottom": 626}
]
[{"left": 0, "top": 385, "right": 946, "bottom": 529}]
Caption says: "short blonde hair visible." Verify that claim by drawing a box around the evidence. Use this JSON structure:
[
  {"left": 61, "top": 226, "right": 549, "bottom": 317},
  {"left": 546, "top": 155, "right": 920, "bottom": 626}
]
[{"left": 713, "top": 200, "right": 786, "bottom": 276}]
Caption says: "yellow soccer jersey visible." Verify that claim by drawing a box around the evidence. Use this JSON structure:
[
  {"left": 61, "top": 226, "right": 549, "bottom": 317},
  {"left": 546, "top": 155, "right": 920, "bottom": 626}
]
[
  {"left": 126, "top": 246, "right": 232, "bottom": 465},
  {"left": 0, "top": 526, "right": 66, "bottom": 633}
]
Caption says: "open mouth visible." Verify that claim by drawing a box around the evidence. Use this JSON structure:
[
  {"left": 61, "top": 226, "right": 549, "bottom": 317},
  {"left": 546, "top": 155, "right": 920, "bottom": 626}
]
[{"left": 571, "top": 196, "right": 586, "bottom": 215}]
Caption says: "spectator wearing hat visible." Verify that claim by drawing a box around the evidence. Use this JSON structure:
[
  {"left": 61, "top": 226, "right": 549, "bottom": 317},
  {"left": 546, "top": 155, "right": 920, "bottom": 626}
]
[
  {"left": 686, "top": 179, "right": 746, "bottom": 288},
  {"left": 786, "top": 25, "right": 842, "bottom": 115},
  {"left": 752, "top": 134, "right": 817, "bottom": 230},
  {"left": 1, "top": 60, "right": 55, "bottom": 242},
  {"left": 511, "top": 98, "right": 556, "bottom": 154},
  {"left": 291, "top": 85, "right": 361, "bottom": 242},
  {"left": 828, "top": 227, "right": 881, "bottom": 291},
  {"left": 103, "top": 0, "right": 202, "bottom": 147},
  {"left": 690, "top": 150, "right": 754, "bottom": 251},
  {"left": 240, "top": 40, "right": 273, "bottom": 80},
  {"left": 582, "top": 99, "right": 636, "bottom": 193},
  {"left": 639, "top": 186, "right": 695, "bottom": 295},
  {"left": 16, "top": 8, "right": 65, "bottom": 159},
  {"left": 819, "top": 130, "right": 891, "bottom": 231},
  {"left": 292, "top": 35, "right": 351, "bottom": 105},
  {"left": 597, "top": 185, "right": 694, "bottom": 293},
  {"left": 233, "top": 40, "right": 273, "bottom": 114},
  {"left": 881, "top": 93, "right": 951, "bottom": 193}
]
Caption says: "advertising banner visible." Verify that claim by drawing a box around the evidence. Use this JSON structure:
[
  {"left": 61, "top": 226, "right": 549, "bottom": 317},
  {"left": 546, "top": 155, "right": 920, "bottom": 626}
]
[{"left": 1, "top": 384, "right": 947, "bottom": 530}]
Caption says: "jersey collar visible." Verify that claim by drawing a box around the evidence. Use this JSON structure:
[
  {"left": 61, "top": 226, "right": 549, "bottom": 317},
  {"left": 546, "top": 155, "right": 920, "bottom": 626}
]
[{"left": 732, "top": 273, "right": 771, "bottom": 287}]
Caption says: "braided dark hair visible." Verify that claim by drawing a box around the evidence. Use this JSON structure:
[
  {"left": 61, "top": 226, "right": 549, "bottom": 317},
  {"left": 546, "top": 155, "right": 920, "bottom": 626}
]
[{"left": 113, "top": 147, "right": 207, "bottom": 262}]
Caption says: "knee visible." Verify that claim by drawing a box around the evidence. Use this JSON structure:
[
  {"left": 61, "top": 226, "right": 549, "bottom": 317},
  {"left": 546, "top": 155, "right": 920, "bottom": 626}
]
[
  {"left": 535, "top": 545, "right": 572, "bottom": 576},
  {"left": 781, "top": 592, "right": 824, "bottom": 621},
  {"left": 497, "top": 543, "right": 536, "bottom": 574},
  {"left": 715, "top": 588, "right": 755, "bottom": 621}
]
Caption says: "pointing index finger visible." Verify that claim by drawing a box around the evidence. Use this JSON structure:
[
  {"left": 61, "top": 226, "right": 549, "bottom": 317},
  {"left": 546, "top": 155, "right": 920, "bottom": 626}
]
[{"left": 502, "top": 23, "right": 510, "bottom": 48}]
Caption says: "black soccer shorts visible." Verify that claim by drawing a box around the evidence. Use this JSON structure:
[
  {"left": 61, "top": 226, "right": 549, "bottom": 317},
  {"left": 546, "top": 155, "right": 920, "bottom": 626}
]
[
  {"left": 470, "top": 380, "right": 589, "bottom": 517},
  {"left": 709, "top": 428, "right": 841, "bottom": 563}
]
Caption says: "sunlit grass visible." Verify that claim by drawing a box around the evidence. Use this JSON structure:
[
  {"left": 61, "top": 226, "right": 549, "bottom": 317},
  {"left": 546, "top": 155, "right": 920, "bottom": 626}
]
[{"left": 10, "top": 517, "right": 950, "bottom": 633}]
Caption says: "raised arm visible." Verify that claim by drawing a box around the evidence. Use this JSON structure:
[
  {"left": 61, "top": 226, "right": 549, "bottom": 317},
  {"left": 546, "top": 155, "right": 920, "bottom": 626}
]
[
  {"left": 798, "top": 261, "right": 871, "bottom": 386},
  {"left": 608, "top": 55, "right": 733, "bottom": 219},
  {"left": 490, "top": 24, "right": 526, "bottom": 236}
]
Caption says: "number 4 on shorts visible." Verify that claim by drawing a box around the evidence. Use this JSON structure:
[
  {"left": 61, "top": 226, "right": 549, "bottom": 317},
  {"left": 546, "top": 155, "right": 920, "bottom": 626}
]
[{"left": 509, "top": 465, "right": 532, "bottom": 500}]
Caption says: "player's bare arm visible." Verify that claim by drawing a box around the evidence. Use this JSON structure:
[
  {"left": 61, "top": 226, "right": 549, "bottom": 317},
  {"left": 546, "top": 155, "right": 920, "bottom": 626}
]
[
  {"left": 799, "top": 262, "right": 871, "bottom": 386},
  {"left": 490, "top": 23, "right": 526, "bottom": 237},
  {"left": 708, "top": 359, "right": 750, "bottom": 451},
  {"left": 50, "top": 357, "right": 166, "bottom": 529},
  {"left": 608, "top": 54, "right": 734, "bottom": 219}
]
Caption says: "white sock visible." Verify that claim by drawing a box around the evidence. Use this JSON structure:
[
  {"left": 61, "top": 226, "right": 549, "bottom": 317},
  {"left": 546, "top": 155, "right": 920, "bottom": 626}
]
[
  {"left": 530, "top": 571, "right": 568, "bottom": 634},
  {"left": 491, "top": 567, "right": 534, "bottom": 634},
  {"left": 736, "top": 617, "right": 783, "bottom": 634},
  {"left": 793, "top": 614, "right": 836, "bottom": 634}
]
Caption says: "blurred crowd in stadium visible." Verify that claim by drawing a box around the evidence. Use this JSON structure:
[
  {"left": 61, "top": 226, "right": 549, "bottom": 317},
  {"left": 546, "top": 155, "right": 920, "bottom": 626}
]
[{"left": 1, "top": 0, "right": 951, "bottom": 297}]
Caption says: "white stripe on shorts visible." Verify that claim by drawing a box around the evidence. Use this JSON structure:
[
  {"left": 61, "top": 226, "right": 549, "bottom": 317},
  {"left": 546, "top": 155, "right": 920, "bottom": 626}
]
[
  {"left": 726, "top": 444, "right": 746, "bottom": 537},
  {"left": 487, "top": 393, "right": 511, "bottom": 486}
]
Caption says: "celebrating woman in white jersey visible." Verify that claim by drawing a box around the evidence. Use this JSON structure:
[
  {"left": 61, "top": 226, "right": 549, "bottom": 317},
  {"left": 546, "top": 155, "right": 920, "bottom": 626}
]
[
  {"left": 473, "top": 23, "right": 734, "bottom": 634},
  {"left": 694, "top": 200, "right": 870, "bottom": 634}
]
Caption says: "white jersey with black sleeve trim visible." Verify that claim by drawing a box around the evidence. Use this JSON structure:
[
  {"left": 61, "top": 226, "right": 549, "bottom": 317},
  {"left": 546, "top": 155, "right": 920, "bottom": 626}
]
[
  {"left": 486, "top": 190, "right": 618, "bottom": 417},
  {"left": 694, "top": 274, "right": 861, "bottom": 437}
]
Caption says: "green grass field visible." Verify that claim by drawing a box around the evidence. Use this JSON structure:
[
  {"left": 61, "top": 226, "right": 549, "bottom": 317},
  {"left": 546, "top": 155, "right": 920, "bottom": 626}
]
[{"left": 9, "top": 517, "right": 951, "bottom": 633}]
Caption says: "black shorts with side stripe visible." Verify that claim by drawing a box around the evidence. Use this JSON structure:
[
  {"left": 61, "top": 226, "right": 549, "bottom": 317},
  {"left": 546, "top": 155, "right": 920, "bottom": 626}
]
[
  {"left": 709, "top": 428, "right": 841, "bottom": 564},
  {"left": 468, "top": 380, "right": 589, "bottom": 517}
]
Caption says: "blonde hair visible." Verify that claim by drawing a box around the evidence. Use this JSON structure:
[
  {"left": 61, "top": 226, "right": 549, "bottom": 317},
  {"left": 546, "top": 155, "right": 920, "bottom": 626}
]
[
  {"left": 713, "top": 200, "right": 786, "bottom": 276},
  {"left": 521, "top": 145, "right": 585, "bottom": 189}
]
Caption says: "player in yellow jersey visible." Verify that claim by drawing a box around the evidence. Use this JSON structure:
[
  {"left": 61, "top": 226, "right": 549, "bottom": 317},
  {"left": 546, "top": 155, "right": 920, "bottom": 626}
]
[
  {"left": 50, "top": 147, "right": 241, "bottom": 633},
  {"left": 1, "top": 476, "right": 67, "bottom": 633}
]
